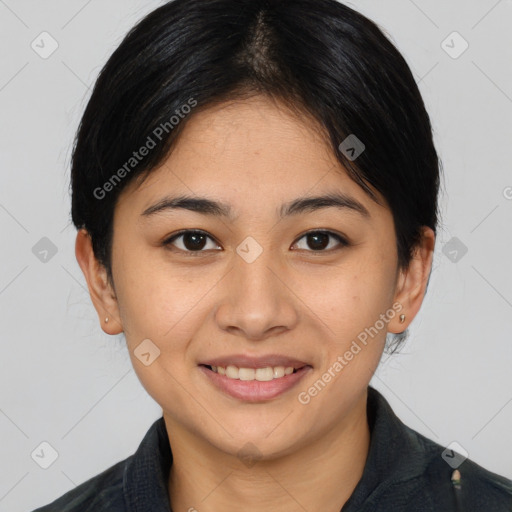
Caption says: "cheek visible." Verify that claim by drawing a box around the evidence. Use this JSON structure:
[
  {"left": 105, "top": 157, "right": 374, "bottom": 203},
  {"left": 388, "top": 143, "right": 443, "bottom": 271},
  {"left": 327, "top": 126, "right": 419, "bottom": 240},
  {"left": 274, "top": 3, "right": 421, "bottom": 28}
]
[
  {"left": 113, "top": 251, "right": 217, "bottom": 348},
  {"left": 113, "top": 259, "right": 206, "bottom": 402},
  {"left": 316, "top": 253, "right": 396, "bottom": 329}
]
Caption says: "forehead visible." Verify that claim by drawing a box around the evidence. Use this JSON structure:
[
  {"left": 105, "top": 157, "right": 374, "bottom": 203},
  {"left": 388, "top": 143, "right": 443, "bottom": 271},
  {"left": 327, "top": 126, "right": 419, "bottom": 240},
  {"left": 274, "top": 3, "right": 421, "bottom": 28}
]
[
  {"left": 158, "top": 97, "right": 336, "bottom": 182},
  {"left": 118, "top": 95, "right": 387, "bottom": 216}
]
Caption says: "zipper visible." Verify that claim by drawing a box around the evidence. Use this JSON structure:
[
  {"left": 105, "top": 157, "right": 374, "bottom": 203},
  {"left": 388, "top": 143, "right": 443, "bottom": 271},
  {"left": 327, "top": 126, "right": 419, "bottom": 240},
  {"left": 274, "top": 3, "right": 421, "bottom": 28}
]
[{"left": 451, "top": 469, "right": 463, "bottom": 511}]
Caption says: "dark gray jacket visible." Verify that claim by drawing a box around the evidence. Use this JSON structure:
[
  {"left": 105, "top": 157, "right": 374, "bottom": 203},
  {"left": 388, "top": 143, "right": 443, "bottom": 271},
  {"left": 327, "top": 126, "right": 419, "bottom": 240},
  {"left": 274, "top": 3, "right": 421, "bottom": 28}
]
[{"left": 32, "top": 387, "right": 512, "bottom": 511}]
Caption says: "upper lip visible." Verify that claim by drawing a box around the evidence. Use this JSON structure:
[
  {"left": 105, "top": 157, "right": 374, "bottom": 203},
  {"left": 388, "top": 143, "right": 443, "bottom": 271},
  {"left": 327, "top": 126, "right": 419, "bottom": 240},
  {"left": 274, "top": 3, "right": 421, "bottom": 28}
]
[{"left": 200, "top": 354, "right": 310, "bottom": 369}]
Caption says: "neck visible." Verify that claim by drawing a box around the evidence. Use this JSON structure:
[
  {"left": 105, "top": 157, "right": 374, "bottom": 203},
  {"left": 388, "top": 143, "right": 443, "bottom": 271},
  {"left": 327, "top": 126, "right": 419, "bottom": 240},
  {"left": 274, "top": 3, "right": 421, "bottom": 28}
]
[{"left": 166, "top": 390, "right": 370, "bottom": 512}]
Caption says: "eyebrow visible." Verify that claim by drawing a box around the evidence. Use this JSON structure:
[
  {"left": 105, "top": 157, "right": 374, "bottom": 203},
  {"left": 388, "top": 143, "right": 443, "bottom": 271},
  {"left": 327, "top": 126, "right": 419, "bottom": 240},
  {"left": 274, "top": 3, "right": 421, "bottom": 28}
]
[{"left": 141, "top": 192, "right": 370, "bottom": 220}]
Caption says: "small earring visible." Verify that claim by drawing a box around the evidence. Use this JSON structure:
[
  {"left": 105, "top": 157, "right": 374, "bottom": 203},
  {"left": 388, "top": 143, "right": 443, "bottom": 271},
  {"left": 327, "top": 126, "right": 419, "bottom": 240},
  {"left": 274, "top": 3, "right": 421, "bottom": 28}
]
[
  {"left": 399, "top": 314, "right": 406, "bottom": 323},
  {"left": 105, "top": 317, "right": 109, "bottom": 323}
]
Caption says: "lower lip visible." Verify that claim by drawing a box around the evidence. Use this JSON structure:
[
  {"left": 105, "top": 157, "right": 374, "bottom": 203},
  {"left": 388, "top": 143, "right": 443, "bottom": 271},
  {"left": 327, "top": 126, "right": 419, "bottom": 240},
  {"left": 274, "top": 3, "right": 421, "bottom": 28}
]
[{"left": 199, "top": 365, "right": 312, "bottom": 402}]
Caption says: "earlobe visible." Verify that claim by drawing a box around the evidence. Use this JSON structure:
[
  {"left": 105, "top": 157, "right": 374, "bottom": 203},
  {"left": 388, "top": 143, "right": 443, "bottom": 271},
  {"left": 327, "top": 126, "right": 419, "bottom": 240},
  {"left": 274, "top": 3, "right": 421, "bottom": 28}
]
[
  {"left": 389, "top": 227, "right": 435, "bottom": 334},
  {"left": 75, "top": 229, "right": 123, "bottom": 335}
]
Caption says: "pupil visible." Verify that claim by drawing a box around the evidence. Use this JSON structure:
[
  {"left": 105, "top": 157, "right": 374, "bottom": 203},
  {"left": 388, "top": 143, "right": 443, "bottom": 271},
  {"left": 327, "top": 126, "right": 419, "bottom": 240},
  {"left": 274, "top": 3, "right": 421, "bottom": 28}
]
[
  {"left": 182, "top": 233, "right": 330, "bottom": 251},
  {"left": 184, "top": 233, "right": 206, "bottom": 250},
  {"left": 308, "top": 232, "right": 329, "bottom": 250}
]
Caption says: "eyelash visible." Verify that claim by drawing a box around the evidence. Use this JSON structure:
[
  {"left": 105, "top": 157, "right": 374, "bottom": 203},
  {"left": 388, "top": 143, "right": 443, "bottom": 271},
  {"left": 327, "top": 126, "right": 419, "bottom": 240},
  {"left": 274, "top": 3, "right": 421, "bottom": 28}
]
[{"left": 162, "top": 229, "right": 350, "bottom": 256}]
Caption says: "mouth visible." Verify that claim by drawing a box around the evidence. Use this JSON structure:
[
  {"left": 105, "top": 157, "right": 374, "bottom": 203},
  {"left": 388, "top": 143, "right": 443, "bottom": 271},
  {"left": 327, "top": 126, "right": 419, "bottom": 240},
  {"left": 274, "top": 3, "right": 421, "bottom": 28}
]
[
  {"left": 198, "top": 362, "right": 312, "bottom": 402},
  {"left": 200, "top": 364, "right": 305, "bottom": 381}
]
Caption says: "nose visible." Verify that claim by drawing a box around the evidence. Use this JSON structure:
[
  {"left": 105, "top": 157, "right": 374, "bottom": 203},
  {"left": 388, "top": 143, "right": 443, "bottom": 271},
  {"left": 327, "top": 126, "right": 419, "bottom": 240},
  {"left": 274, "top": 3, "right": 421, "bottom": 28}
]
[{"left": 214, "top": 245, "right": 299, "bottom": 341}]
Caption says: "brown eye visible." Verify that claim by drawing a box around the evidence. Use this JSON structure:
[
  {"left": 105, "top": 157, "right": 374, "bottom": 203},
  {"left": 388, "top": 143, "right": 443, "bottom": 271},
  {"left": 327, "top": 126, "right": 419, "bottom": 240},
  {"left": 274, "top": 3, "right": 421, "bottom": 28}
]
[
  {"left": 163, "top": 230, "right": 221, "bottom": 253},
  {"left": 293, "top": 231, "right": 348, "bottom": 252}
]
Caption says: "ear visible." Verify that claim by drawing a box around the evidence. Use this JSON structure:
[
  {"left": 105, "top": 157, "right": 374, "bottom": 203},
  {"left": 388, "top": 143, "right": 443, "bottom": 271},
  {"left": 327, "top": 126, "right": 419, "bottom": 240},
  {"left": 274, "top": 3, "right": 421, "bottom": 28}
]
[
  {"left": 75, "top": 229, "right": 123, "bottom": 335},
  {"left": 388, "top": 226, "right": 435, "bottom": 334}
]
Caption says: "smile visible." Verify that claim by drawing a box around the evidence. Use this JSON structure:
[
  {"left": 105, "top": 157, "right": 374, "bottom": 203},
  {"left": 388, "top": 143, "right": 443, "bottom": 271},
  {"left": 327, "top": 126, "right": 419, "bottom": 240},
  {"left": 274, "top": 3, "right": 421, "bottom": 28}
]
[
  {"left": 206, "top": 364, "right": 298, "bottom": 381},
  {"left": 199, "top": 364, "right": 312, "bottom": 402}
]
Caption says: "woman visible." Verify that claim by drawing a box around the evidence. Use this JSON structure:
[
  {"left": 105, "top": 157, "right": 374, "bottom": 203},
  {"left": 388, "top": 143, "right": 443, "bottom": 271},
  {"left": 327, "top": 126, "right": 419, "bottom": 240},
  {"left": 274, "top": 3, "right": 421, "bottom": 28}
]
[{"left": 33, "top": 0, "right": 512, "bottom": 510}]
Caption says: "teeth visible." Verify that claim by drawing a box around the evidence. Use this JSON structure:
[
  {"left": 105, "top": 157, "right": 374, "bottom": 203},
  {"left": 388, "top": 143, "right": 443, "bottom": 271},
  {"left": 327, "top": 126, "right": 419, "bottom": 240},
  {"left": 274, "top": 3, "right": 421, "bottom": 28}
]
[
  {"left": 239, "top": 368, "right": 255, "bottom": 381},
  {"left": 273, "top": 366, "right": 285, "bottom": 378},
  {"left": 210, "top": 365, "right": 298, "bottom": 381}
]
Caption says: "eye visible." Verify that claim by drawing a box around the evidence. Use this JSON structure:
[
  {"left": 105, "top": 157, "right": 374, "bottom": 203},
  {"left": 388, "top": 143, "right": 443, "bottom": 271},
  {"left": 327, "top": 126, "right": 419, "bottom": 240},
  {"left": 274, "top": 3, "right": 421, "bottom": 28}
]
[
  {"left": 292, "top": 230, "right": 349, "bottom": 252},
  {"left": 162, "top": 230, "right": 221, "bottom": 254},
  {"left": 162, "top": 229, "right": 349, "bottom": 255}
]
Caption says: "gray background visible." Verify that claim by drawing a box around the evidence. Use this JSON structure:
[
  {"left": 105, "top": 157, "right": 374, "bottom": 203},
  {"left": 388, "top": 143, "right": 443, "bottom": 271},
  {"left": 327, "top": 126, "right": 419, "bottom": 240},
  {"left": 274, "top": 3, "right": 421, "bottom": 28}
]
[{"left": 0, "top": 1, "right": 511, "bottom": 510}]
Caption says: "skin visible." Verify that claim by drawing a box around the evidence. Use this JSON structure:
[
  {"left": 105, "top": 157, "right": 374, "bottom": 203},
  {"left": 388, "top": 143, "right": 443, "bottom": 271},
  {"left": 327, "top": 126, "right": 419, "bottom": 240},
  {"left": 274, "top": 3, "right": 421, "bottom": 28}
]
[{"left": 76, "top": 95, "right": 435, "bottom": 512}]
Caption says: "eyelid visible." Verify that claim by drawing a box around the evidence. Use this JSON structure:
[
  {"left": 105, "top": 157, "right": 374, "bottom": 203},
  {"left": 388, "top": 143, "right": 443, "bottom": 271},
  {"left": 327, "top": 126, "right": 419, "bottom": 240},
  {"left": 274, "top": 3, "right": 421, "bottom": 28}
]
[
  {"left": 291, "top": 230, "right": 349, "bottom": 252},
  {"left": 162, "top": 229, "right": 222, "bottom": 255},
  {"left": 162, "top": 229, "right": 349, "bottom": 255}
]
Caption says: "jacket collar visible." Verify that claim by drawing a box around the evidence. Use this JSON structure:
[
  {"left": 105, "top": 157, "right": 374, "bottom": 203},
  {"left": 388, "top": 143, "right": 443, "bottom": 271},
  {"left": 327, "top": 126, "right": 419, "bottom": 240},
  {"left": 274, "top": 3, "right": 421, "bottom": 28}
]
[
  {"left": 341, "top": 386, "right": 437, "bottom": 510},
  {"left": 123, "top": 386, "right": 437, "bottom": 511},
  {"left": 123, "top": 414, "right": 172, "bottom": 511}
]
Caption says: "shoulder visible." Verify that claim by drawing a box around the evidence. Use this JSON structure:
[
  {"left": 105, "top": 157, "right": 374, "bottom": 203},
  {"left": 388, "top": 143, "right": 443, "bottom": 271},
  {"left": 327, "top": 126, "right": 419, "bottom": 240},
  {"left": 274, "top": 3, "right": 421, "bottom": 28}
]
[
  {"left": 30, "top": 458, "right": 128, "bottom": 512},
  {"left": 406, "top": 424, "right": 512, "bottom": 511},
  {"left": 365, "top": 387, "right": 512, "bottom": 511},
  {"left": 29, "top": 416, "right": 169, "bottom": 512}
]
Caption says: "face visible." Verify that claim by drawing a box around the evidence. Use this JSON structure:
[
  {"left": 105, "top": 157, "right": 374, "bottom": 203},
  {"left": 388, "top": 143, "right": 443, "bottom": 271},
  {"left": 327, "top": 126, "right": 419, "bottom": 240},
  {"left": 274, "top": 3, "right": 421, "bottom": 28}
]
[{"left": 78, "top": 95, "right": 432, "bottom": 460}]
